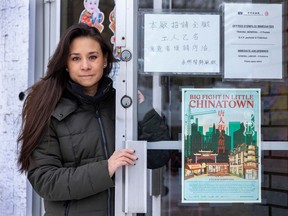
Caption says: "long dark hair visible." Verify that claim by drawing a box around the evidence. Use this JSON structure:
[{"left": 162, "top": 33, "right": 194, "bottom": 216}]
[{"left": 18, "top": 23, "right": 115, "bottom": 172}]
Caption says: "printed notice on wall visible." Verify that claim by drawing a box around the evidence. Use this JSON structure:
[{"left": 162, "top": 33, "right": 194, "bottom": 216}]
[
  {"left": 143, "top": 14, "right": 220, "bottom": 74},
  {"left": 224, "top": 3, "right": 283, "bottom": 79},
  {"left": 181, "top": 88, "right": 261, "bottom": 203}
]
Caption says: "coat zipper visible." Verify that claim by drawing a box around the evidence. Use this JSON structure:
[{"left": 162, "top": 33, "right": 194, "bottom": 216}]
[
  {"left": 64, "top": 201, "right": 70, "bottom": 216},
  {"left": 95, "top": 109, "right": 112, "bottom": 216},
  {"left": 95, "top": 109, "right": 109, "bottom": 159}
]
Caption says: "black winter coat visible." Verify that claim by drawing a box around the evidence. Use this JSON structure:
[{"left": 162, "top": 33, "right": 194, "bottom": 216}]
[
  {"left": 28, "top": 77, "right": 171, "bottom": 215},
  {"left": 28, "top": 78, "right": 115, "bottom": 216}
]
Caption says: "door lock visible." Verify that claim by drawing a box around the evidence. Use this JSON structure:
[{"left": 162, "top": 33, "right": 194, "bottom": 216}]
[
  {"left": 121, "top": 95, "right": 132, "bottom": 108},
  {"left": 120, "top": 49, "right": 132, "bottom": 62}
]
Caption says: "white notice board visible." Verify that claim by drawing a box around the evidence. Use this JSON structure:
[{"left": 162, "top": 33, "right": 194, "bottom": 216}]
[
  {"left": 224, "top": 3, "right": 283, "bottom": 79},
  {"left": 143, "top": 14, "right": 220, "bottom": 74}
]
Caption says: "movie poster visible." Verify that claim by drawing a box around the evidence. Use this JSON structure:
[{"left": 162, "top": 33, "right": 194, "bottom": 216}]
[{"left": 182, "top": 88, "right": 261, "bottom": 203}]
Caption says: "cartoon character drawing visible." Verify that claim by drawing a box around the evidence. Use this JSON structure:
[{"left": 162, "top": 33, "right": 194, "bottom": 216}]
[
  {"left": 109, "top": 5, "right": 116, "bottom": 44},
  {"left": 109, "top": 1, "right": 121, "bottom": 59},
  {"left": 79, "top": 0, "right": 104, "bottom": 33}
]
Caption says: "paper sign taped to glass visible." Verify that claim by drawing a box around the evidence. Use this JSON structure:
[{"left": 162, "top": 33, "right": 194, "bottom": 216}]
[{"left": 181, "top": 88, "right": 261, "bottom": 203}]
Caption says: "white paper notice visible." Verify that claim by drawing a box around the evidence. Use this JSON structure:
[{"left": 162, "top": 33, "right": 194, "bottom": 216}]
[
  {"left": 144, "top": 14, "right": 220, "bottom": 74},
  {"left": 224, "top": 3, "right": 283, "bottom": 79}
]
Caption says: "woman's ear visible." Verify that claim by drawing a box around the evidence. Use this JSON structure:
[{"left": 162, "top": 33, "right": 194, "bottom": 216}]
[{"left": 103, "top": 55, "right": 108, "bottom": 68}]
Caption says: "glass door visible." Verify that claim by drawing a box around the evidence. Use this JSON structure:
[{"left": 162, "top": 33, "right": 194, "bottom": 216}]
[
  {"left": 115, "top": 0, "right": 288, "bottom": 215},
  {"left": 56, "top": 0, "right": 288, "bottom": 215}
]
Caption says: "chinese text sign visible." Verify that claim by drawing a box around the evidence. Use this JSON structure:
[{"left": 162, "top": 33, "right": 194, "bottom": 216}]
[{"left": 144, "top": 14, "right": 220, "bottom": 73}]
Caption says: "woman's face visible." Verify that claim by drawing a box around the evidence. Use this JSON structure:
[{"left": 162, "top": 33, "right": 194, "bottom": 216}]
[{"left": 67, "top": 36, "right": 107, "bottom": 96}]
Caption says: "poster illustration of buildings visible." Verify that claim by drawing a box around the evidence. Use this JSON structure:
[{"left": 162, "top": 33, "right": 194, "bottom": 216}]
[{"left": 182, "top": 88, "right": 261, "bottom": 203}]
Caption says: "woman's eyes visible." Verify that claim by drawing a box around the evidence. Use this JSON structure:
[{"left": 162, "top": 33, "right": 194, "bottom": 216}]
[
  {"left": 89, "top": 55, "right": 97, "bottom": 60},
  {"left": 70, "top": 56, "right": 97, "bottom": 61},
  {"left": 71, "top": 56, "right": 80, "bottom": 61}
]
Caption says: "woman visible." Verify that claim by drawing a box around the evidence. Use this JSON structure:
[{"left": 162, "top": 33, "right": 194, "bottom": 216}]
[{"left": 17, "top": 23, "right": 137, "bottom": 216}]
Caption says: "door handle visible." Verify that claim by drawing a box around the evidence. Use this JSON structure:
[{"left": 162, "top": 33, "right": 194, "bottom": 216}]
[{"left": 124, "top": 140, "right": 147, "bottom": 213}]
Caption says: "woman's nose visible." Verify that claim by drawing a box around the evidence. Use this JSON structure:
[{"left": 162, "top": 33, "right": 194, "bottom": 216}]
[{"left": 81, "top": 58, "right": 91, "bottom": 70}]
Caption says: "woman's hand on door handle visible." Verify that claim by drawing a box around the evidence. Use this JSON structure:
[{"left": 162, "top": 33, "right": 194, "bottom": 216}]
[{"left": 107, "top": 148, "right": 138, "bottom": 177}]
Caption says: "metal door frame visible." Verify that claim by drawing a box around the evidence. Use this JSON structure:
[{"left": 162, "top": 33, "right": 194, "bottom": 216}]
[
  {"left": 115, "top": 0, "right": 141, "bottom": 215},
  {"left": 28, "top": 0, "right": 61, "bottom": 215}
]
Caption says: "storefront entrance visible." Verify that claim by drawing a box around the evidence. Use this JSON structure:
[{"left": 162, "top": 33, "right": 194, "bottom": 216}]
[{"left": 33, "top": 0, "right": 288, "bottom": 215}]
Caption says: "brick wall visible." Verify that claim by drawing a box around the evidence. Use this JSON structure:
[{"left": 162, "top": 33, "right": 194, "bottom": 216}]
[
  {"left": 262, "top": 150, "right": 288, "bottom": 215},
  {"left": 0, "top": 0, "right": 29, "bottom": 215}
]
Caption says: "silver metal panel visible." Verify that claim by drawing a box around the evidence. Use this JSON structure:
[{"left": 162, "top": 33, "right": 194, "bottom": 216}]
[
  {"left": 115, "top": 0, "right": 139, "bottom": 215},
  {"left": 124, "top": 141, "right": 147, "bottom": 213},
  {"left": 147, "top": 141, "right": 181, "bottom": 150},
  {"left": 115, "top": 0, "right": 127, "bottom": 47},
  {"left": 43, "top": 0, "right": 60, "bottom": 74},
  {"left": 261, "top": 141, "right": 288, "bottom": 150},
  {"left": 147, "top": 141, "right": 288, "bottom": 150}
]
